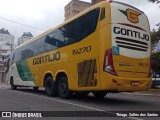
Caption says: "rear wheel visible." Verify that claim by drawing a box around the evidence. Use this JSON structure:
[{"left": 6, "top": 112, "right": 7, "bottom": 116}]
[
  {"left": 10, "top": 78, "right": 17, "bottom": 90},
  {"left": 58, "top": 77, "right": 72, "bottom": 99},
  {"left": 92, "top": 91, "right": 107, "bottom": 98},
  {"left": 45, "top": 77, "right": 58, "bottom": 97}
]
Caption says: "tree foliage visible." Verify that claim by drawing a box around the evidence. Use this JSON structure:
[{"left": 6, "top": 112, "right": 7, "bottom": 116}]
[
  {"left": 148, "top": 0, "right": 160, "bottom": 4},
  {"left": 152, "top": 51, "right": 160, "bottom": 71},
  {"left": 151, "top": 27, "right": 160, "bottom": 71},
  {"left": 151, "top": 27, "right": 160, "bottom": 48}
]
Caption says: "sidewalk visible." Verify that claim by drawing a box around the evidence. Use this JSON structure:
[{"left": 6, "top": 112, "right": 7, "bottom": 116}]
[
  {"left": 0, "top": 82, "right": 10, "bottom": 89},
  {"left": 144, "top": 87, "right": 160, "bottom": 94},
  {"left": 126, "top": 86, "right": 160, "bottom": 96}
]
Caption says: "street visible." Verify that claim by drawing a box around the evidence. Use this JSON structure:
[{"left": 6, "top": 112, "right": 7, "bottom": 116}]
[{"left": 0, "top": 84, "right": 160, "bottom": 120}]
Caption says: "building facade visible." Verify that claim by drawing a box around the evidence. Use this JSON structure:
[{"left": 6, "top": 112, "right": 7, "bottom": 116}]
[
  {"left": 65, "top": 0, "right": 92, "bottom": 21},
  {"left": 18, "top": 32, "right": 33, "bottom": 46},
  {"left": 0, "top": 28, "right": 14, "bottom": 82},
  {"left": 91, "top": 0, "right": 105, "bottom": 4},
  {"left": 64, "top": 0, "right": 105, "bottom": 20}
]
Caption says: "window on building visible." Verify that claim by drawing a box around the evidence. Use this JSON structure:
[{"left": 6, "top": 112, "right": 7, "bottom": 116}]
[
  {"left": 72, "top": 3, "right": 76, "bottom": 7},
  {"left": 72, "top": 10, "right": 76, "bottom": 13}
]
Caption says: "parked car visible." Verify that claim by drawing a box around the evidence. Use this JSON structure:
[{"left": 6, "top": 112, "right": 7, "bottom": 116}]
[{"left": 152, "top": 70, "right": 160, "bottom": 88}]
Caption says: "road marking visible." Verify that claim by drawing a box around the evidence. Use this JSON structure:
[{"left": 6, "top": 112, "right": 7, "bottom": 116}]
[
  {"left": 9, "top": 90, "right": 140, "bottom": 119},
  {"left": 123, "top": 92, "right": 154, "bottom": 96},
  {"left": 11, "top": 90, "right": 104, "bottom": 111}
]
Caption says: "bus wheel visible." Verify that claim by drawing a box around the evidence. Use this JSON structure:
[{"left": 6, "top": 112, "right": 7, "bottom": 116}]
[
  {"left": 45, "top": 77, "right": 58, "bottom": 97},
  {"left": 92, "top": 91, "right": 107, "bottom": 98},
  {"left": 10, "top": 78, "right": 17, "bottom": 90},
  {"left": 58, "top": 77, "right": 72, "bottom": 99},
  {"left": 33, "top": 87, "right": 39, "bottom": 91}
]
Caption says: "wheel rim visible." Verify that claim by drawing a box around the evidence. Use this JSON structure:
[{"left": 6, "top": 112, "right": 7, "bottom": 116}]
[
  {"left": 60, "top": 82, "right": 67, "bottom": 95},
  {"left": 46, "top": 82, "right": 51, "bottom": 94}
]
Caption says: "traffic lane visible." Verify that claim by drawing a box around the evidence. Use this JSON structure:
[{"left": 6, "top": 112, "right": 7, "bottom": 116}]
[
  {"left": 2, "top": 89, "right": 159, "bottom": 112},
  {"left": 0, "top": 89, "right": 99, "bottom": 111},
  {"left": 2, "top": 87, "right": 160, "bottom": 112},
  {"left": 0, "top": 89, "right": 160, "bottom": 120},
  {"left": 0, "top": 89, "right": 131, "bottom": 120}
]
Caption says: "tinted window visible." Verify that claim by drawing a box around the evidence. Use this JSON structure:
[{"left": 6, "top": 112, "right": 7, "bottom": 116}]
[
  {"left": 13, "top": 8, "right": 100, "bottom": 62},
  {"left": 14, "top": 48, "right": 21, "bottom": 62},
  {"left": 100, "top": 7, "right": 105, "bottom": 20},
  {"left": 45, "top": 31, "right": 64, "bottom": 51},
  {"left": 63, "top": 7, "right": 100, "bottom": 45},
  {"left": 34, "top": 37, "right": 45, "bottom": 55},
  {"left": 44, "top": 8, "right": 99, "bottom": 51}
]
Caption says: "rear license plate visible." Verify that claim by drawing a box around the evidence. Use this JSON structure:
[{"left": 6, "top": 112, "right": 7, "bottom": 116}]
[{"left": 131, "top": 81, "right": 139, "bottom": 86}]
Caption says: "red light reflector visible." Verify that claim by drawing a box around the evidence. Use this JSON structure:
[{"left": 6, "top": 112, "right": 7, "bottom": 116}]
[{"left": 107, "top": 0, "right": 112, "bottom": 2}]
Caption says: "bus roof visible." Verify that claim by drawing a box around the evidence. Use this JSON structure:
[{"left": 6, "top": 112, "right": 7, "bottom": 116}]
[
  {"left": 15, "top": 1, "right": 109, "bottom": 50},
  {"left": 16, "top": 1, "right": 143, "bottom": 50}
]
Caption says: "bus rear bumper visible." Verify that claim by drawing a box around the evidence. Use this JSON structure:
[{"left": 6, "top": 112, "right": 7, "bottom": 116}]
[
  {"left": 116, "top": 78, "right": 151, "bottom": 92},
  {"left": 101, "top": 75, "right": 152, "bottom": 92}
]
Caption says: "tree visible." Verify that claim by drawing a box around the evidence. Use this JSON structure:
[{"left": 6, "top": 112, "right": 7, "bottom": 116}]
[
  {"left": 152, "top": 51, "right": 160, "bottom": 72},
  {"left": 151, "top": 26, "right": 160, "bottom": 50},
  {"left": 148, "top": 0, "right": 160, "bottom": 3}
]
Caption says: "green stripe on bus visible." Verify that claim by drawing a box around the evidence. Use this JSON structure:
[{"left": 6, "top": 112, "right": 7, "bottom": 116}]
[{"left": 16, "top": 60, "right": 35, "bottom": 81}]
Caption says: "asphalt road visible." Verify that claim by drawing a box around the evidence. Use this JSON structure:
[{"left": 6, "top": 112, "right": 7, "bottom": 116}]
[{"left": 0, "top": 85, "right": 160, "bottom": 120}]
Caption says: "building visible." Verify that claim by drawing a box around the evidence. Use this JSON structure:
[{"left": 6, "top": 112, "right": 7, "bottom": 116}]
[
  {"left": 18, "top": 32, "right": 33, "bottom": 46},
  {"left": 65, "top": 0, "right": 92, "bottom": 21},
  {"left": 91, "top": 0, "right": 105, "bottom": 4},
  {"left": 65, "top": 0, "right": 105, "bottom": 20},
  {"left": 0, "top": 28, "right": 14, "bottom": 82}
]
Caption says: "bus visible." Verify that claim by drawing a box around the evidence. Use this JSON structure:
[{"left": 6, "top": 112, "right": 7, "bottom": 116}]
[{"left": 6, "top": 1, "right": 152, "bottom": 99}]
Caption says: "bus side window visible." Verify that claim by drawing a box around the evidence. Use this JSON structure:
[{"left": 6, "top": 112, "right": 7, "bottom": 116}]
[
  {"left": 80, "top": 8, "right": 100, "bottom": 40},
  {"left": 45, "top": 33, "right": 58, "bottom": 51},
  {"left": 100, "top": 7, "right": 105, "bottom": 20}
]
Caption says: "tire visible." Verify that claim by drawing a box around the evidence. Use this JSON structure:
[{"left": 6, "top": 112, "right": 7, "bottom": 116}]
[
  {"left": 33, "top": 87, "right": 39, "bottom": 91},
  {"left": 58, "top": 77, "right": 72, "bottom": 99},
  {"left": 92, "top": 91, "right": 107, "bottom": 98},
  {"left": 10, "top": 78, "right": 17, "bottom": 90},
  {"left": 45, "top": 77, "right": 58, "bottom": 97}
]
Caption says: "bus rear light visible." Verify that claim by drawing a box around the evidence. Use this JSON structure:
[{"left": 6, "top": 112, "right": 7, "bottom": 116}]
[
  {"left": 112, "top": 79, "right": 117, "bottom": 83},
  {"left": 107, "top": 0, "right": 112, "bottom": 3},
  {"left": 103, "top": 48, "right": 117, "bottom": 76}
]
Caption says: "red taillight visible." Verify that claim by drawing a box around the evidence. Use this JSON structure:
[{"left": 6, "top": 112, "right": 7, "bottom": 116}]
[
  {"left": 148, "top": 57, "right": 152, "bottom": 78},
  {"left": 103, "top": 48, "right": 117, "bottom": 76},
  {"left": 107, "top": 0, "right": 112, "bottom": 3}
]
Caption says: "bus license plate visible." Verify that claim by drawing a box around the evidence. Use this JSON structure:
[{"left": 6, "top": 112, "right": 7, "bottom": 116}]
[{"left": 131, "top": 81, "right": 139, "bottom": 86}]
